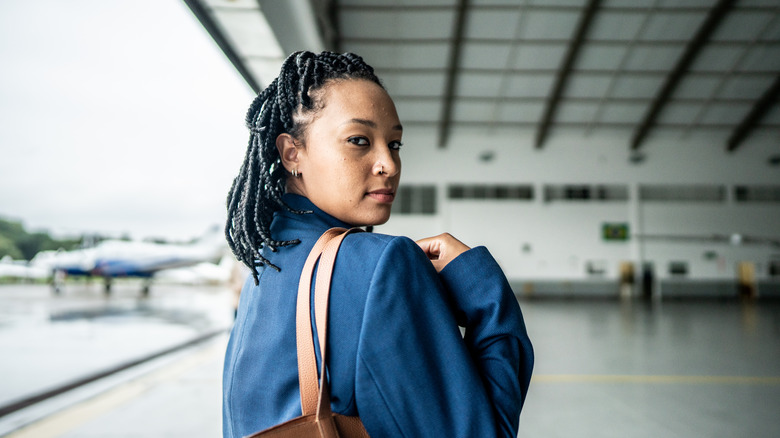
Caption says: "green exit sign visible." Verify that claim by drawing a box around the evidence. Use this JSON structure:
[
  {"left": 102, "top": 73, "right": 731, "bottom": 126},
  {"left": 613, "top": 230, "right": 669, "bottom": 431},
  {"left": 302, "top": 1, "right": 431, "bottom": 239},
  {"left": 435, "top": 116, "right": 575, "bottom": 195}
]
[{"left": 603, "top": 223, "right": 629, "bottom": 241}]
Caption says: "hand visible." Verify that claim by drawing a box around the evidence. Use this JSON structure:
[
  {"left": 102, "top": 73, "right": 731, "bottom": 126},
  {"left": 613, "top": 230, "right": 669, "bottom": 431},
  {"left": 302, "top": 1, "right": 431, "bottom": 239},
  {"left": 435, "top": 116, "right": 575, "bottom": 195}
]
[{"left": 415, "top": 233, "right": 471, "bottom": 272}]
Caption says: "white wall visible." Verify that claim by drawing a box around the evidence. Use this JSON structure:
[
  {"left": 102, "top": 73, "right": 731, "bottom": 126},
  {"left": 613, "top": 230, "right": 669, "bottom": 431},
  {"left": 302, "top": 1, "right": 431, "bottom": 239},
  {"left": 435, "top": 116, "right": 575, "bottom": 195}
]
[{"left": 375, "top": 126, "right": 780, "bottom": 284}]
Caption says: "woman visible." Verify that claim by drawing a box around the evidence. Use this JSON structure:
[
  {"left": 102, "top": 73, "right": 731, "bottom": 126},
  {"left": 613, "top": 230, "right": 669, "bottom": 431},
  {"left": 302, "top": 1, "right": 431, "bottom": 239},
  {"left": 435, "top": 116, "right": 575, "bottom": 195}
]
[{"left": 222, "top": 51, "right": 533, "bottom": 437}]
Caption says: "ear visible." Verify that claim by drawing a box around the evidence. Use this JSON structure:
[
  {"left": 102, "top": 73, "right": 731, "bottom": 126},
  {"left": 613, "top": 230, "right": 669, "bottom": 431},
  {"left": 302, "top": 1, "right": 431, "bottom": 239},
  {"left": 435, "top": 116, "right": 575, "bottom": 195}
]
[{"left": 275, "top": 133, "right": 300, "bottom": 173}]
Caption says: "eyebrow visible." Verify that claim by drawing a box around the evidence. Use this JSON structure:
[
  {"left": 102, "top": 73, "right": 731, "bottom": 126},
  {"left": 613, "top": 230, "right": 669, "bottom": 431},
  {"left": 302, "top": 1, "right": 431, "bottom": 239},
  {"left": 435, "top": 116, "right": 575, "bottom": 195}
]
[{"left": 343, "top": 118, "right": 403, "bottom": 131}]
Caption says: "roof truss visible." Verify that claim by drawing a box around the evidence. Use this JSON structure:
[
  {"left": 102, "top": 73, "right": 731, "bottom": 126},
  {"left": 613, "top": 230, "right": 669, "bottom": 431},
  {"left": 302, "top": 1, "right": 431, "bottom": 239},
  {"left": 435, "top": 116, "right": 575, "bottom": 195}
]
[
  {"left": 727, "top": 74, "right": 780, "bottom": 152},
  {"left": 630, "top": 0, "right": 737, "bottom": 150},
  {"left": 438, "top": 0, "right": 469, "bottom": 148},
  {"left": 536, "top": 0, "right": 602, "bottom": 149}
]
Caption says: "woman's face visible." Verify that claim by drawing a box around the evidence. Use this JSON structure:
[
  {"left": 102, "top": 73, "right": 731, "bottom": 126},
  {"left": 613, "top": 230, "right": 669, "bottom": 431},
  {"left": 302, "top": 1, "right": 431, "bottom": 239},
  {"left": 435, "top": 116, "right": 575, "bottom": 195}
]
[{"left": 281, "top": 79, "right": 403, "bottom": 226}]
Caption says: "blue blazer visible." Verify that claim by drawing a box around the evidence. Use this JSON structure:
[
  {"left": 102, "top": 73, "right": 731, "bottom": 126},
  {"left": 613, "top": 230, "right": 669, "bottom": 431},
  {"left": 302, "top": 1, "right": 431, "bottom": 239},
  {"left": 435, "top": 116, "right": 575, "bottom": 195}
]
[{"left": 223, "top": 194, "right": 533, "bottom": 437}]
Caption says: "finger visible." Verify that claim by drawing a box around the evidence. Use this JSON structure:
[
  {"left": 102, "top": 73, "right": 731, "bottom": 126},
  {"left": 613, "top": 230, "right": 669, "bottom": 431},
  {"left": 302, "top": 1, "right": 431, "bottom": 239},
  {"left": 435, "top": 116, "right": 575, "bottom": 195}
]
[{"left": 415, "top": 237, "right": 442, "bottom": 259}]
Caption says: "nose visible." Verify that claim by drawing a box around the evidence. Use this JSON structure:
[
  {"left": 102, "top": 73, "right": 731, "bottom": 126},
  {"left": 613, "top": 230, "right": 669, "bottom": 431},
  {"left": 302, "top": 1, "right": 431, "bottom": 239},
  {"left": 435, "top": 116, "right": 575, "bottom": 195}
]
[{"left": 373, "top": 145, "right": 400, "bottom": 177}]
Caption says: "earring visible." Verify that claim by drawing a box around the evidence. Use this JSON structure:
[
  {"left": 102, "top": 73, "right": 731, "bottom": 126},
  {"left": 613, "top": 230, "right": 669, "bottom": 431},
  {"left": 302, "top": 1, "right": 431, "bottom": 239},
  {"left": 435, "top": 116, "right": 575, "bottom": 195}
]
[{"left": 291, "top": 168, "right": 299, "bottom": 177}]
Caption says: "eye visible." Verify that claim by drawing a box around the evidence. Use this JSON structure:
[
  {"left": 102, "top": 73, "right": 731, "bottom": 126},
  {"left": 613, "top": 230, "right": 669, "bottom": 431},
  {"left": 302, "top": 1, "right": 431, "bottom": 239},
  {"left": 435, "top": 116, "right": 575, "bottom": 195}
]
[
  {"left": 348, "top": 136, "right": 369, "bottom": 146},
  {"left": 389, "top": 140, "right": 404, "bottom": 151}
]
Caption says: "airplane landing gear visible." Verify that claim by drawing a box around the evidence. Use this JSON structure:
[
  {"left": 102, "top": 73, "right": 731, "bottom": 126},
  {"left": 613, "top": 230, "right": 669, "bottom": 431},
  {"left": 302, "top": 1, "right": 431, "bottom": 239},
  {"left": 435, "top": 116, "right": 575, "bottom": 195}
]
[
  {"left": 51, "top": 270, "right": 65, "bottom": 295},
  {"left": 141, "top": 280, "right": 151, "bottom": 298}
]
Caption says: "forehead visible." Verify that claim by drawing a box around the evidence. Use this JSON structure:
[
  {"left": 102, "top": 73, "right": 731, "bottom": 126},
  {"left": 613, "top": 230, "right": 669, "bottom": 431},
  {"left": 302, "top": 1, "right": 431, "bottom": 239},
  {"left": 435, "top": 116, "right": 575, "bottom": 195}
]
[{"left": 316, "top": 79, "right": 399, "bottom": 124}]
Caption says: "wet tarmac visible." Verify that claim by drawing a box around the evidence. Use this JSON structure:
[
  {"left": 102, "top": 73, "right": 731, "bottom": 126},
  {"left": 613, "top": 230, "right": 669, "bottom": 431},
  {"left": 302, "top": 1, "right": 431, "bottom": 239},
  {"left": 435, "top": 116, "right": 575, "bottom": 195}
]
[
  {"left": 0, "top": 281, "right": 233, "bottom": 436},
  {"left": 2, "top": 283, "right": 779, "bottom": 437}
]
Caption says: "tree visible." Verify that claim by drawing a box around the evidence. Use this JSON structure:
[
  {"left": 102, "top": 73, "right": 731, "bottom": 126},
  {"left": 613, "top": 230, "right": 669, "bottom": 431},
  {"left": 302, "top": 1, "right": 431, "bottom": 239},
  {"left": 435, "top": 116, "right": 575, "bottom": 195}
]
[
  {"left": 0, "top": 217, "right": 80, "bottom": 260},
  {"left": 0, "top": 234, "right": 23, "bottom": 260}
]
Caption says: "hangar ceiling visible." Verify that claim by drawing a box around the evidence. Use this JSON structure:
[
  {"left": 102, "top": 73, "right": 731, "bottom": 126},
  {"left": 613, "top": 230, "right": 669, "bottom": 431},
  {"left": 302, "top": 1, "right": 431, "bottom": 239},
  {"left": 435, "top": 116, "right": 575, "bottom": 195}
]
[{"left": 184, "top": 0, "right": 780, "bottom": 152}]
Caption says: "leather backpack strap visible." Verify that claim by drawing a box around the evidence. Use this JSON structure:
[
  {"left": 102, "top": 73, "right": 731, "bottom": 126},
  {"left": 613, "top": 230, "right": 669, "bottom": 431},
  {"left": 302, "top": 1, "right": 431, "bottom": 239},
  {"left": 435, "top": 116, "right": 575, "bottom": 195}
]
[{"left": 296, "top": 228, "right": 345, "bottom": 415}]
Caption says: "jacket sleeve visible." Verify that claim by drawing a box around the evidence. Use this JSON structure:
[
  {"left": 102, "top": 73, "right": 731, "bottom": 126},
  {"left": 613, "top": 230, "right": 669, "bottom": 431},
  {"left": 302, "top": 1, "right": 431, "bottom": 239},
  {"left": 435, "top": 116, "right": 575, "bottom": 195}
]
[{"left": 354, "top": 237, "right": 533, "bottom": 437}]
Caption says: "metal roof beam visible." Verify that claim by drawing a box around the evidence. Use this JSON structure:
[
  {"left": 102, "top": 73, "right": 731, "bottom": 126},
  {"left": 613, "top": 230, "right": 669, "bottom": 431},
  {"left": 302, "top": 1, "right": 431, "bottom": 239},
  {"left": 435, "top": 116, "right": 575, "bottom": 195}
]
[
  {"left": 438, "top": 0, "right": 469, "bottom": 148},
  {"left": 182, "top": 0, "right": 260, "bottom": 94},
  {"left": 329, "top": 0, "right": 341, "bottom": 52},
  {"left": 256, "top": 0, "right": 328, "bottom": 54},
  {"left": 377, "top": 67, "right": 775, "bottom": 79},
  {"left": 535, "top": 0, "right": 602, "bottom": 149},
  {"left": 339, "top": 4, "right": 775, "bottom": 13},
  {"left": 307, "top": 0, "right": 340, "bottom": 51},
  {"left": 403, "top": 120, "right": 777, "bottom": 130},
  {"left": 392, "top": 95, "right": 760, "bottom": 105},
  {"left": 630, "top": 0, "right": 736, "bottom": 150},
  {"left": 727, "top": 74, "right": 780, "bottom": 152},
  {"left": 342, "top": 37, "right": 780, "bottom": 47}
]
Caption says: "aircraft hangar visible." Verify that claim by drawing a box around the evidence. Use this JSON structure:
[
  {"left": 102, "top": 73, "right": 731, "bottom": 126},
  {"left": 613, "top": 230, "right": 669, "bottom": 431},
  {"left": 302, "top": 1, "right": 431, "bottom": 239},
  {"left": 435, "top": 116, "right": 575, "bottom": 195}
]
[
  {"left": 172, "top": 2, "right": 779, "bottom": 435},
  {"left": 184, "top": 0, "right": 780, "bottom": 298}
]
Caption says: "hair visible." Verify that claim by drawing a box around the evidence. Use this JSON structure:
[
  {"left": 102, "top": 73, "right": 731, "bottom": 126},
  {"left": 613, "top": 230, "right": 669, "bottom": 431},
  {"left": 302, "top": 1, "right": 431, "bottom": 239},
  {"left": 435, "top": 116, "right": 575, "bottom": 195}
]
[{"left": 225, "top": 51, "right": 383, "bottom": 284}]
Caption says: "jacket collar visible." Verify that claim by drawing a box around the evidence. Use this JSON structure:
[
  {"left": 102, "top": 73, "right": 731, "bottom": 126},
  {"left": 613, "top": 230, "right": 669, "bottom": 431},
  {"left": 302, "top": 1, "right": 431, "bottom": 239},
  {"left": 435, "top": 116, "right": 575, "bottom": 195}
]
[{"left": 271, "top": 194, "right": 353, "bottom": 239}]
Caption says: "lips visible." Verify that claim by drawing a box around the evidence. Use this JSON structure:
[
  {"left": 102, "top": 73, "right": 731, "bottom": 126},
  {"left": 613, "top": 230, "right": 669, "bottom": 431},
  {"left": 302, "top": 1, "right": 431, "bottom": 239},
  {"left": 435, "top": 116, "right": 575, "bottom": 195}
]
[{"left": 366, "top": 188, "right": 395, "bottom": 203}]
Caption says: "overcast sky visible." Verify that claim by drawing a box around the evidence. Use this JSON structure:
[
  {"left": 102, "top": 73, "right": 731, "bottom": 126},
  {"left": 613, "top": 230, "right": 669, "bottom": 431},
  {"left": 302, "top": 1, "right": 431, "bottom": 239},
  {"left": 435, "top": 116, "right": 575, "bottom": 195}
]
[{"left": 0, "top": 0, "right": 256, "bottom": 242}]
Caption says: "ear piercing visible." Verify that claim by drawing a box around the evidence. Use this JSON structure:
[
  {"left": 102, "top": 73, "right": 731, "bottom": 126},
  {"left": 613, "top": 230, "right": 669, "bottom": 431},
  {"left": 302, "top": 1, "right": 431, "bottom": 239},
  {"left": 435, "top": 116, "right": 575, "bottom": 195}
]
[{"left": 291, "top": 168, "right": 300, "bottom": 177}]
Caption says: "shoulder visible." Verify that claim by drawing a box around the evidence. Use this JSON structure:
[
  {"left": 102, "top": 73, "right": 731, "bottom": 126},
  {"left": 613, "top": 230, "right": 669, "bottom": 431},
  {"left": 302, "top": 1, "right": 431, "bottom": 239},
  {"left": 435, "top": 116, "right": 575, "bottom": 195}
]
[
  {"left": 330, "top": 231, "right": 438, "bottom": 294},
  {"left": 340, "top": 232, "right": 431, "bottom": 272},
  {"left": 340, "top": 233, "right": 444, "bottom": 309}
]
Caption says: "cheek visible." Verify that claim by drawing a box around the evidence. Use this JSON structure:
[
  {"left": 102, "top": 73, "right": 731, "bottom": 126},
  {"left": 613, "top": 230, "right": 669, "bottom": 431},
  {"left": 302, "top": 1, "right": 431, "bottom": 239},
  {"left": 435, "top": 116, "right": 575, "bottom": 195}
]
[
  {"left": 341, "top": 158, "right": 371, "bottom": 181},
  {"left": 308, "top": 151, "right": 373, "bottom": 197},
  {"left": 327, "top": 161, "right": 363, "bottom": 195}
]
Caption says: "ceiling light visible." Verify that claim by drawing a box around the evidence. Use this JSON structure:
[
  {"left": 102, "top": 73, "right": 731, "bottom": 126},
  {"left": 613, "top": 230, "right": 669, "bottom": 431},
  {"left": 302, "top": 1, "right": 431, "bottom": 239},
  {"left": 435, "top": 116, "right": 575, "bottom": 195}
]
[
  {"left": 629, "top": 151, "right": 646, "bottom": 165},
  {"left": 479, "top": 151, "right": 495, "bottom": 162}
]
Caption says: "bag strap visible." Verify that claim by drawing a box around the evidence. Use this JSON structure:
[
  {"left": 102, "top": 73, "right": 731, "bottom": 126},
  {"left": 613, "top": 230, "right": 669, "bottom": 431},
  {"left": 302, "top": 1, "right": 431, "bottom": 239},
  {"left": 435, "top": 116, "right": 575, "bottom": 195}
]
[
  {"left": 312, "top": 227, "right": 363, "bottom": 428},
  {"left": 296, "top": 227, "right": 362, "bottom": 417},
  {"left": 296, "top": 228, "right": 344, "bottom": 415}
]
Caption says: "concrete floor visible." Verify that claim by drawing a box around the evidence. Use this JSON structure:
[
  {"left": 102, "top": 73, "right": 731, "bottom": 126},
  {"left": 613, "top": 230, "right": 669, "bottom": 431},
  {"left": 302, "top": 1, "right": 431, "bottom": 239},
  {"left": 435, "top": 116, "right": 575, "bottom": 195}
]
[
  {"left": 518, "top": 299, "right": 780, "bottom": 437},
  {"left": 1, "top": 284, "right": 779, "bottom": 437}
]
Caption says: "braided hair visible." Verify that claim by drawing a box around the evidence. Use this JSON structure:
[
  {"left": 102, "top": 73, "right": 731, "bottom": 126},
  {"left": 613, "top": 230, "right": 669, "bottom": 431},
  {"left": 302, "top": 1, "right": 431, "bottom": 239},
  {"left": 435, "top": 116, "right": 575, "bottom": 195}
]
[{"left": 225, "top": 51, "right": 383, "bottom": 284}]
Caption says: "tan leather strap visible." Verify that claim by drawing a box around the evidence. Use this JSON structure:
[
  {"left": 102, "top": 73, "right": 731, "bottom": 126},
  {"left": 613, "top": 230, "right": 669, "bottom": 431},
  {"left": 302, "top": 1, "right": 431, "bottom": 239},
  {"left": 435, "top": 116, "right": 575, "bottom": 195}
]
[
  {"left": 313, "top": 228, "right": 362, "bottom": 421},
  {"left": 296, "top": 228, "right": 345, "bottom": 415}
]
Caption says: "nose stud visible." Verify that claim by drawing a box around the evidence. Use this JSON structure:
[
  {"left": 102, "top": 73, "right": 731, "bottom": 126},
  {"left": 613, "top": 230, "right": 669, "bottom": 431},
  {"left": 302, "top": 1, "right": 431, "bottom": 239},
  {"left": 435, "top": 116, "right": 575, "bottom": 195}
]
[{"left": 378, "top": 166, "right": 385, "bottom": 175}]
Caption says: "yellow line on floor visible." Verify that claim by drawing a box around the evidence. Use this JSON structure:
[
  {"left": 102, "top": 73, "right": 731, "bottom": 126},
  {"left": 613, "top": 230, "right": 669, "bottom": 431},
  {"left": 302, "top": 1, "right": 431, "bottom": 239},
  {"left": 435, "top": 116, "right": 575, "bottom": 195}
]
[
  {"left": 5, "top": 341, "right": 222, "bottom": 438},
  {"left": 532, "top": 374, "right": 780, "bottom": 385}
]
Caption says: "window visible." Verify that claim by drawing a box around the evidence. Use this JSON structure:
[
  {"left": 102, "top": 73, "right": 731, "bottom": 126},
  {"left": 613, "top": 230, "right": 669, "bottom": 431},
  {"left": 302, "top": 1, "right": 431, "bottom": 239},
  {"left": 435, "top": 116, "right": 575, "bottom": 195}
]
[
  {"left": 544, "top": 184, "right": 628, "bottom": 202},
  {"left": 392, "top": 185, "right": 436, "bottom": 215},
  {"left": 640, "top": 185, "right": 725, "bottom": 202},
  {"left": 734, "top": 185, "right": 780, "bottom": 203},
  {"left": 448, "top": 184, "right": 533, "bottom": 200}
]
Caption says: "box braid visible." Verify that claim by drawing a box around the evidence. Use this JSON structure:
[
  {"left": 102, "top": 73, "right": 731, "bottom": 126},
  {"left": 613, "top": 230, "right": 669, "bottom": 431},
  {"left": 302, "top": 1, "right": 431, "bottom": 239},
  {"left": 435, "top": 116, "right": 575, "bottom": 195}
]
[{"left": 225, "top": 51, "right": 383, "bottom": 283}]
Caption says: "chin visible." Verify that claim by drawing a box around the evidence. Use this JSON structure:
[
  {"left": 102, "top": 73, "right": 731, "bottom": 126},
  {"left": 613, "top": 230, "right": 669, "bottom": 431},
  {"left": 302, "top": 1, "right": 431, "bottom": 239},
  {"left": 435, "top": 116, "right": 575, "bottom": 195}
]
[
  {"left": 370, "top": 215, "right": 391, "bottom": 226},
  {"left": 355, "top": 209, "right": 392, "bottom": 227}
]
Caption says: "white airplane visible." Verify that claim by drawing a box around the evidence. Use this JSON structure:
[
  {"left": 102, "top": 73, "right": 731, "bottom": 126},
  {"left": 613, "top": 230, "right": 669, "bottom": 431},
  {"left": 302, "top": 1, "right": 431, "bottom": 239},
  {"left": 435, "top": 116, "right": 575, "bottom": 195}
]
[
  {"left": 153, "top": 252, "right": 237, "bottom": 286},
  {"left": 0, "top": 255, "right": 49, "bottom": 280},
  {"left": 30, "top": 226, "right": 226, "bottom": 295}
]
